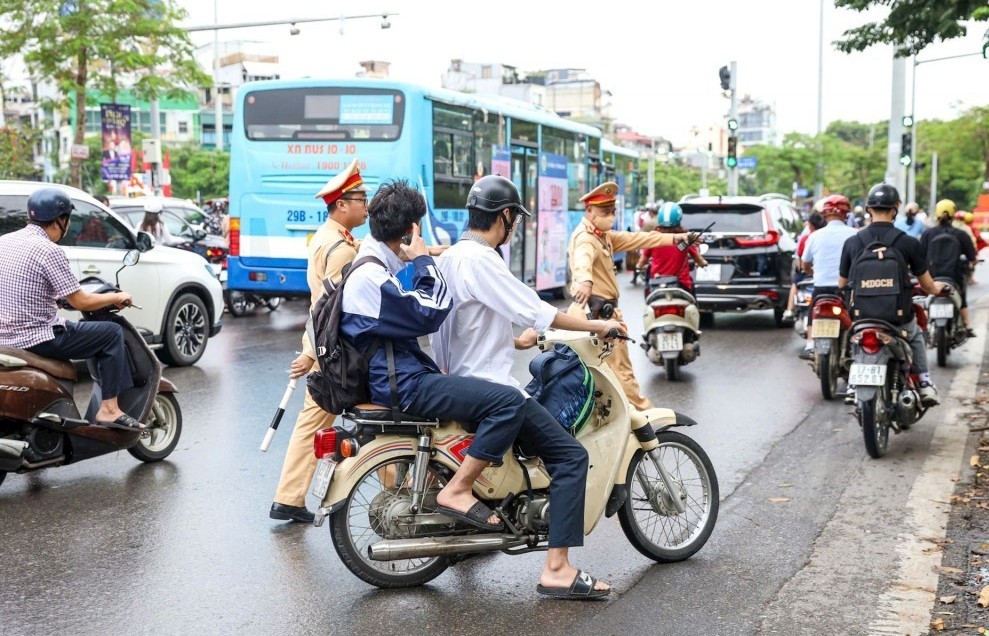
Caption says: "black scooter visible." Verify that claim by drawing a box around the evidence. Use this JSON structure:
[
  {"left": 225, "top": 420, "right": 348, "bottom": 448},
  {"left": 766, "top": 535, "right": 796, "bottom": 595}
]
[{"left": 0, "top": 250, "right": 183, "bottom": 489}]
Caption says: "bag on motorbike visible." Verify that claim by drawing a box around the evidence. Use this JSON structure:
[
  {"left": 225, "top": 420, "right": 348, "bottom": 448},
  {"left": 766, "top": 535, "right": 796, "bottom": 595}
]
[
  {"left": 305, "top": 256, "right": 384, "bottom": 415},
  {"left": 847, "top": 228, "right": 912, "bottom": 325},
  {"left": 524, "top": 343, "right": 595, "bottom": 436},
  {"left": 925, "top": 230, "right": 963, "bottom": 282}
]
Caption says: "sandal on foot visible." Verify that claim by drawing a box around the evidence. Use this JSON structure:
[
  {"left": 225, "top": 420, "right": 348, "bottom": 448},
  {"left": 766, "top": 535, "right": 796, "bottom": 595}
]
[
  {"left": 434, "top": 501, "right": 504, "bottom": 531},
  {"left": 98, "top": 414, "right": 148, "bottom": 431},
  {"left": 537, "top": 570, "right": 611, "bottom": 600}
]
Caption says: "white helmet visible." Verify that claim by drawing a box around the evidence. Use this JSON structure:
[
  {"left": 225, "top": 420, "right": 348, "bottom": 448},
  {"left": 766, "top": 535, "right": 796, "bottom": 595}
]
[{"left": 143, "top": 197, "right": 164, "bottom": 214}]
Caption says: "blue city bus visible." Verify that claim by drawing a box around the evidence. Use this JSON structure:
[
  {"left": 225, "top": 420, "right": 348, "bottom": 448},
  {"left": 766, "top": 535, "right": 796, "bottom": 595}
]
[{"left": 226, "top": 78, "right": 610, "bottom": 296}]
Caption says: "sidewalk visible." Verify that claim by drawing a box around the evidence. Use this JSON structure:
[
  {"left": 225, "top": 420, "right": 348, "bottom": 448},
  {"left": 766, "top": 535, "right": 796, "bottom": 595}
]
[{"left": 928, "top": 323, "right": 989, "bottom": 633}]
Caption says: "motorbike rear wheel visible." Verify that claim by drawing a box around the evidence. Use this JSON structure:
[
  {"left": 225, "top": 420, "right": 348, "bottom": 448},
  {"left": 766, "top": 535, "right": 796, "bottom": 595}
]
[
  {"left": 664, "top": 357, "right": 681, "bottom": 382},
  {"left": 0, "top": 471, "right": 6, "bottom": 489},
  {"left": 226, "top": 291, "right": 255, "bottom": 317},
  {"left": 618, "top": 430, "right": 719, "bottom": 562},
  {"left": 936, "top": 325, "right": 948, "bottom": 368},
  {"left": 128, "top": 393, "right": 182, "bottom": 462},
  {"left": 264, "top": 297, "right": 282, "bottom": 311},
  {"left": 329, "top": 456, "right": 452, "bottom": 588},
  {"left": 860, "top": 387, "right": 891, "bottom": 459},
  {"left": 819, "top": 351, "right": 838, "bottom": 401}
]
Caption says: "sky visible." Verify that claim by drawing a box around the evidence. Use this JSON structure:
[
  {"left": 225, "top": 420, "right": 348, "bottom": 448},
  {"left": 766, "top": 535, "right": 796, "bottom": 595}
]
[{"left": 181, "top": 1, "right": 986, "bottom": 146}]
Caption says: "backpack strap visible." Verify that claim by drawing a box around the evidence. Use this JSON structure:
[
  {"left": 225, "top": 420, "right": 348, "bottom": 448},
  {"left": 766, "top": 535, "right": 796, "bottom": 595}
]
[{"left": 323, "top": 239, "right": 347, "bottom": 274}]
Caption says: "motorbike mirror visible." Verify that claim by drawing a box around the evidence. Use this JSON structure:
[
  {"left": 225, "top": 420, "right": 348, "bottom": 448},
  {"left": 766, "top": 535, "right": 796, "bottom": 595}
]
[
  {"left": 135, "top": 230, "right": 155, "bottom": 252},
  {"left": 122, "top": 249, "right": 140, "bottom": 267},
  {"left": 698, "top": 243, "right": 710, "bottom": 255}
]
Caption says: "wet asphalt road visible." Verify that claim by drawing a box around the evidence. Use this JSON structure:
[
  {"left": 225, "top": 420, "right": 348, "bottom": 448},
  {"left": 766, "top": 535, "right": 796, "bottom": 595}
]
[{"left": 1, "top": 276, "right": 985, "bottom": 635}]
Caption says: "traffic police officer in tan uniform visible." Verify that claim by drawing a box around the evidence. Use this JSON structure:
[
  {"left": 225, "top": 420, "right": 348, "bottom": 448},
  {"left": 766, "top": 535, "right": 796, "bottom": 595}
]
[
  {"left": 270, "top": 158, "right": 367, "bottom": 523},
  {"left": 567, "top": 182, "right": 690, "bottom": 410}
]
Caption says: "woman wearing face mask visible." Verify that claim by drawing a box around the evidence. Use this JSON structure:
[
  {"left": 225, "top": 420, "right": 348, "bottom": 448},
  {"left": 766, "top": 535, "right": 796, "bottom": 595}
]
[{"left": 567, "top": 182, "right": 690, "bottom": 410}]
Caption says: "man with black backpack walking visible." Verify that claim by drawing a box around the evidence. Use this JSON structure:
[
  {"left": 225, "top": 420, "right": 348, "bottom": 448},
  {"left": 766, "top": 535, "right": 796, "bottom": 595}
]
[
  {"left": 921, "top": 199, "right": 977, "bottom": 337},
  {"left": 838, "top": 183, "right": 946, "bottom": 407}
]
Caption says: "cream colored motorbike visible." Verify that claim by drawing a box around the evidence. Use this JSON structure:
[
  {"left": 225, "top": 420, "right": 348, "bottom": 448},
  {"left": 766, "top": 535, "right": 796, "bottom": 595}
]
[{"left": 310, "top": 329, "right": 719, "bottom": 589}]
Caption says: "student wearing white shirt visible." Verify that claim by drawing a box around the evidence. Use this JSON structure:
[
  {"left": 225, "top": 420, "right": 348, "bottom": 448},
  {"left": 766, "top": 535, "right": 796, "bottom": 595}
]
[{"left": 430, "top": 175, "right": 624, "bottom": 599}]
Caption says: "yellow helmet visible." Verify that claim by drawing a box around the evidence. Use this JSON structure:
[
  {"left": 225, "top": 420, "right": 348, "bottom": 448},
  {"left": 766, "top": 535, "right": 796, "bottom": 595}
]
[
  {"left": 935, "top": 199, "right": 957, "bottom": 221},
  {"left": 964, "top": 211, "right": 975, "bottom": 224}
]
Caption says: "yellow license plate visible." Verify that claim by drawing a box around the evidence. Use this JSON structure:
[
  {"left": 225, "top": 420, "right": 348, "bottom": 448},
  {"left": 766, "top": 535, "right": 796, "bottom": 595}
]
[{"left": 813, "top": 319, "right": 840, "bottom": 339}]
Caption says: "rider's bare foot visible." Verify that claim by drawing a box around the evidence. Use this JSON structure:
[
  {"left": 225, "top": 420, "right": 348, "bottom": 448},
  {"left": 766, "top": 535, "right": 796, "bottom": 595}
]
[
  {"left": 540, "top": 563, "right": 610, "bottom": 593},
  {"left": 435, "top": 487, "right": 499, "bottom": 525}
]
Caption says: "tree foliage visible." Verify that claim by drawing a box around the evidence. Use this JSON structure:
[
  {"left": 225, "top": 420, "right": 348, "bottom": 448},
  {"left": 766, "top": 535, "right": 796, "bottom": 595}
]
[
  {"left": 834, "top": 0, "right": 989, "bottom": 57},
  {"left": 0, "top": 0, "right": 211, "bottom": 188},
  {"left": 0, "top": 125, "right": 42, "bottom": 180},
  {"left": 167, "top": 146, "right": 229, "bottom": 201}
]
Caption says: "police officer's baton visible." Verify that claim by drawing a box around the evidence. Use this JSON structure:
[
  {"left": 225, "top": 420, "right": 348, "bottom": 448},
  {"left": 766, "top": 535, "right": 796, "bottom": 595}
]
[{"left": 260, "top": 378, "right": 298, "bottom": 452}]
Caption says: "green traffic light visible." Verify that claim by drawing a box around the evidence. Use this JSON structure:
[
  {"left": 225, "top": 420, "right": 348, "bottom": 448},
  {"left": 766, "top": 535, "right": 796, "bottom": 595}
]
[
  {"left": 899, "top": 155, "right": 912, "bottom": 167},
  {"left": 727, "top": 157, "right": 738, "bottom": 168}
]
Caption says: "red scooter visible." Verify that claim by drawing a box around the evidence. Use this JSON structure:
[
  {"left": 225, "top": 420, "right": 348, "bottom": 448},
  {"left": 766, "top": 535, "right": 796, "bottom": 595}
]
[{"left": 811, "top": 293, "right": 853, "bottom": 400}]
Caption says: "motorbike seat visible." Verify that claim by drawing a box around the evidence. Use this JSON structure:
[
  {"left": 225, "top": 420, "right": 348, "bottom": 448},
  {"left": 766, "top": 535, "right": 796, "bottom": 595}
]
[
  {"left": 0, "top": 347, "right": 77, "bottom": 381},
  {"left": 346, "top": 403, "right": 438, "bottom": 425},
  {"left": 849, "top": 319, "right": 906, "bottom": 338}
]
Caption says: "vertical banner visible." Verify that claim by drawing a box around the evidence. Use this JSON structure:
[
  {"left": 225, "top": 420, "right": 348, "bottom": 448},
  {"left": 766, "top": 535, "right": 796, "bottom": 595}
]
[
  {"left": 536, "top": 152, "right": 568, "bottom": 291},
  {"left": 491, "top": 145, "right": 510, "bottom": 179},
  {"left": 100, "top": 104, "right": 132, "bottom": 183}
]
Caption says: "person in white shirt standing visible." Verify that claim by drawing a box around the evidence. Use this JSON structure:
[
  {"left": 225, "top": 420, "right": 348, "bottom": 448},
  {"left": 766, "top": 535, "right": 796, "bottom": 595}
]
[
  {"left": 431, "top": 175, "right": 626, "bottom": 600},
  {"left": 799, "top": 194, "right": 859, "bottom": 359}
]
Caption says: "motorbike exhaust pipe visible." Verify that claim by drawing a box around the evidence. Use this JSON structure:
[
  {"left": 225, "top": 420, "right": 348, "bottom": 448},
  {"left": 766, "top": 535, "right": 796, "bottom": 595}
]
[
  {"left": 898, "top": 390, "right": 917, "bottom": 411},
  {"left": 368, "top": 534, "right": 530, "bottom": 561}
]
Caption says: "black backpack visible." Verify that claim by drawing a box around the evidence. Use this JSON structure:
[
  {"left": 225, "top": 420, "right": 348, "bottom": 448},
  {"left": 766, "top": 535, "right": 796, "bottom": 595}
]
[
  {"left": 847, "top": 227, "right": 913, "bottom": 325},
  {"left": 926, "top": 229, "right": 963, "bottom": 282},
  {"left": 305, "top": 255, "right": 384, "bottom": 414}
]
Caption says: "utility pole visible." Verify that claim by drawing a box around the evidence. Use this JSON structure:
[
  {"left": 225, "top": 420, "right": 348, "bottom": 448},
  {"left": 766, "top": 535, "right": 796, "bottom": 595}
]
[
  {"left": 647, "top": 137, "right": 655, "bottom": 204},
  {"left": 213, "top": 0, "right": 223, "bottom": 152},
  {"left": 886, "top": 55, "right": 907, "bottom": 199},
  {"left": 814, "top": 0, "right": 824, "bottom": 201},
  {"left": 723, "top": 61, "right": 738, "bottom": 196},
  {"left": 149, "top": 97, "right": 162, "bottom": 195},
  {"left": 929, "top": 152, "right": 938, "bottom": 218}
]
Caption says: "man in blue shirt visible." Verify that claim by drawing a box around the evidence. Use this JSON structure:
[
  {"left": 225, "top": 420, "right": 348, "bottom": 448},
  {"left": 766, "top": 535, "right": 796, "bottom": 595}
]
[
  {"left": 894, "top": 202, "right": 926, "bottom": 239},
  {"left": 799, "top": 194, "right": 858, "bottom": 359}
]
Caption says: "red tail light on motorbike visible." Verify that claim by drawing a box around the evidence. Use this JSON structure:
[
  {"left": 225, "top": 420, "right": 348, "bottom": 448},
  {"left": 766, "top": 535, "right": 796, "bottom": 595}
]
[
  {"left": 851, "top": 329, "right": 893, "bottom": 354},
  {"left": 653, "top": 305, "right": 685, "bottom": 318},
  {"left": 313, "top": 428, "right": 338, "bottom": 459},
  {"left": 229, "top": 217, "right": 240, "bottom": 256}
]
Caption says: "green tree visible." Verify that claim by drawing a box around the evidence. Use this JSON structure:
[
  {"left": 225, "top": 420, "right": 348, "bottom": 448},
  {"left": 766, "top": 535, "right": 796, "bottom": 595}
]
[
  {"left": 0, "top": 125, "right": 42, "bottom": 180},
  {"left": 643, "top": 159, "right": 725, "bottom": 203},
  {"left": 834, "top": 0, "right": 989, "bottom": 57},
  {"left": 0, "top": 0, "right": 210, "bottom": 188},
  {"left": 168, "top": 145, "right": 229, "bottom": 200},
  {"left": 914, "top": 106, "right": 989, "bottom": 209}
]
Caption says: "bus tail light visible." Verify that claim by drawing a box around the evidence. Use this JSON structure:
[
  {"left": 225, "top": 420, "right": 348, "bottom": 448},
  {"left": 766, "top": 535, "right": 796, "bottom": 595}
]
[{"left": 229, "top": 217, "right": 240, "bottom": 256}]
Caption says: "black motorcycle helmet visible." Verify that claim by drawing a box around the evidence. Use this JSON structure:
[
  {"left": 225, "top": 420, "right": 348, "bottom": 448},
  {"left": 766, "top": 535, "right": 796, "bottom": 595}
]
[
  {"left": 865, "top": 183, "right": 900, "bottom": 211},
  {"left": 27, "top": 187, "right": 74, "bottom": 223},
  {"left": 466, "top": 175, "right": 531, "bottom": 217}
]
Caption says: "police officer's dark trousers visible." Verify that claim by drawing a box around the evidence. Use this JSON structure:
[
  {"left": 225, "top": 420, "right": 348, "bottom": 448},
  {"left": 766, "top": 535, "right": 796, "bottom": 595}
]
[{"left": 29, "top": 321, "right": 133, "bottom": 399}]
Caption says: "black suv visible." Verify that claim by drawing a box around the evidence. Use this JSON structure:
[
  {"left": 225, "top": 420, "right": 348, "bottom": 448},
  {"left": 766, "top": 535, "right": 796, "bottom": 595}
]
[{"left": 680, "top": 194, "right": 800, "bottom": 326}]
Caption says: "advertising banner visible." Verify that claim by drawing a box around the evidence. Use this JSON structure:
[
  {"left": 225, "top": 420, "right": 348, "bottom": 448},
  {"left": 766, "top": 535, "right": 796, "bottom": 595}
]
[
  {"left": 100, "top": 103, "right": 132, "bottom": 182},
  {"left": 536, "top": 152, "right": 568, "bottom": 290}
]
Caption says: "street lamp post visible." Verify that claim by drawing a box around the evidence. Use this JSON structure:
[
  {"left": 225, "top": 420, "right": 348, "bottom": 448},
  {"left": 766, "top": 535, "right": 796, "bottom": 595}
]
[
  {"left": 814, "top": 0, "right": 824, "bottom": 202},
  {"left": 214, "top": 0, "right": 222, "bottom": 152}
]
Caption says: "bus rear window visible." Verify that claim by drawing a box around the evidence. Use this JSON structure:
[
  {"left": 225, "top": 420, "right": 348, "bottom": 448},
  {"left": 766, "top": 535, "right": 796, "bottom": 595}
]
[{"left": 244, "top": 88, "right": 405, "bottom": 141}]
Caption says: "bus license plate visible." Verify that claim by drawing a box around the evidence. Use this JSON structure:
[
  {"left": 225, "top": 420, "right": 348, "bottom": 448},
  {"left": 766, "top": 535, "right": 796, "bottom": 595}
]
[
  {"left": 695, "top": 264, "right": 721, "bottom": 282},
  {"left": 311, "top": 458, "right": 336, "bottom": 499},
  {"left": 657, "top": 332, "right": 683, "bottom": 352},
  {"left": 929, "top": 303, "right": 954, "bottom": 319},
  {"left": 848, "top": 363, "right": 887, "bottom": 386},
  {"left": 812, "top": 319, "right": 840, "bottom": 339}
]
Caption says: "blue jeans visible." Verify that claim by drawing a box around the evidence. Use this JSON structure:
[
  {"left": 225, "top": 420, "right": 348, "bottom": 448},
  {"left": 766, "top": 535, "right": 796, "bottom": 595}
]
[
  {"left": 29, "top": 320, "right": 132, "bottom": 399},
  {"left": 406, "top": 373, "right": 526, "bottom": 463}
]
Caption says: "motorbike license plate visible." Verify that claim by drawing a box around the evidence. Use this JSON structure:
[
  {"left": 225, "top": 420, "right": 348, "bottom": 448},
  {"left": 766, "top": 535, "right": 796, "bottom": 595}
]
[
  {"left": 812, "top": 319, "right": 840, "bottom": 339},
  {"left": 657, "top": 332, "right": 683, "bottom": 352},
  {"left": 694, "top": 264, "right": 722, "bottom": 282},
  {"left": 848, "top": 363, "right": 887, "bottom": 386},
  {"left": 311, "top": 458, "right": 336, "bottom": 499},
  {"left": 929, "top": 303, "right": 954, "bottom": 319}
]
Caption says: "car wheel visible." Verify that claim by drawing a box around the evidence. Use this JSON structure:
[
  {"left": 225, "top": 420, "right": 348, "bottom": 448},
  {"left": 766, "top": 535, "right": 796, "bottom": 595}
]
[
  {"left": 699, "top": 313, "right": 714, "bottom": 329},
  {"left": 157, "top": 293, "right": 209, "bottom": 367}
]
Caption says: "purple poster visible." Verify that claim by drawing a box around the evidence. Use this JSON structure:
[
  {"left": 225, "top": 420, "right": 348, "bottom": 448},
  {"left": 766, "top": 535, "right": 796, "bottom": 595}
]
[
  {"left": 536, "top": 152, "right": 568, "bottom": 291},
  {"left": 100, "top": 104, "right": 132, "bottom": 182},
  {"left": 491, "top": 145, "right": 510, "bottom": 179}
]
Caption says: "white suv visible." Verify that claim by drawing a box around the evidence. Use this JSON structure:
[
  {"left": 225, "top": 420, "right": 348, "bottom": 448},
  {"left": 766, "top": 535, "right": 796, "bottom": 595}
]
[{"left": 0, "top": 181, "right": 223, "bottom": 366}]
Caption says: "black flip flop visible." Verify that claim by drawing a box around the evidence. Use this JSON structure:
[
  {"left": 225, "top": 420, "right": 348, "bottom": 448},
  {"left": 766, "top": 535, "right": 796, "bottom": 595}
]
[
  {"left": 434, "top": 502, "right": 504, "bottom": 531},
  {"left": 98, "top": 414, "right": 148, "bottom": 431},
  {"left": 537, "top": 570, "right": 611, "bottom": 600}
]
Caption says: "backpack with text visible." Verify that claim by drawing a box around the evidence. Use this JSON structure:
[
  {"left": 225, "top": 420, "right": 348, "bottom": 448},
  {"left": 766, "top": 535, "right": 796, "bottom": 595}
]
[
  {"left": 926, "top": 229, "right": 963, "bottom": 282},
  {"left": 305, "top": 256, "right": 383, "bottom": 414},
  {"left": 847, "top": 227, "right": 913, "bottom": 325}
]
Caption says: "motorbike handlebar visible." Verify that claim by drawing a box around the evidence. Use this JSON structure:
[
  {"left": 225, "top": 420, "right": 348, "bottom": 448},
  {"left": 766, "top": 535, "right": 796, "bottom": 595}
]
[{"left": 606, "top": 328, "right": 635, "bottom": 343}]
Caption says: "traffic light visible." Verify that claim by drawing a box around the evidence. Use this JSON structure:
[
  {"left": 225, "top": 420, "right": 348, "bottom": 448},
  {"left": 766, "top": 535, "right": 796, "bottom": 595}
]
[
  {"left": 902, "top": 115, "right": 914, "bottom": 128},
  {"left": 899, "top": 132, "right": 912, "bottom": 167},
  {"left": 726, "top": 136, "right": 738, "bottom": 169},
  {"left": 719, "top": 66, "right": 731, "bottom": 91},
  {"left": 727, "top": 118, "right": 738, "bottom": 132}
]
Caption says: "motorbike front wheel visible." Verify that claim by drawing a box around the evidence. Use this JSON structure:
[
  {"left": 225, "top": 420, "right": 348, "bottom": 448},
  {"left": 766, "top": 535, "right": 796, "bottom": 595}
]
[
  {"left": 664, "top": 357, "right": 681, "bottom": 381},
  {"left": 226, "top": 291, "right": 255, "bottom": 317},
  {"left": 618, "top": 430, "right": 719, "bottom": 562},
  {"left": 860, "top": 389, "right": 891, "bottom": 459},
  {"left": 264, "top": 297, "right": 282, "bottom": 311},
  {"left": 329, "top": 456, "right": 452, "bottom": 588},
  {"left": 128, "top": 393, "right": 183, "bottom": 462},
  {"left": 936, "top": 325, "right": 948, "bottom": 367}
]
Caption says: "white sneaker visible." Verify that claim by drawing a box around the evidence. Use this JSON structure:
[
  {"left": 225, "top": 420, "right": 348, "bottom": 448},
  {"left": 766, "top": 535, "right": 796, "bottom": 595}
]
[
  {"left": 782, "top": 310, "right": 795, "bottom": 321},
  {"left": 919, "top": 382, "right": 939, "bottom": 407}
]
